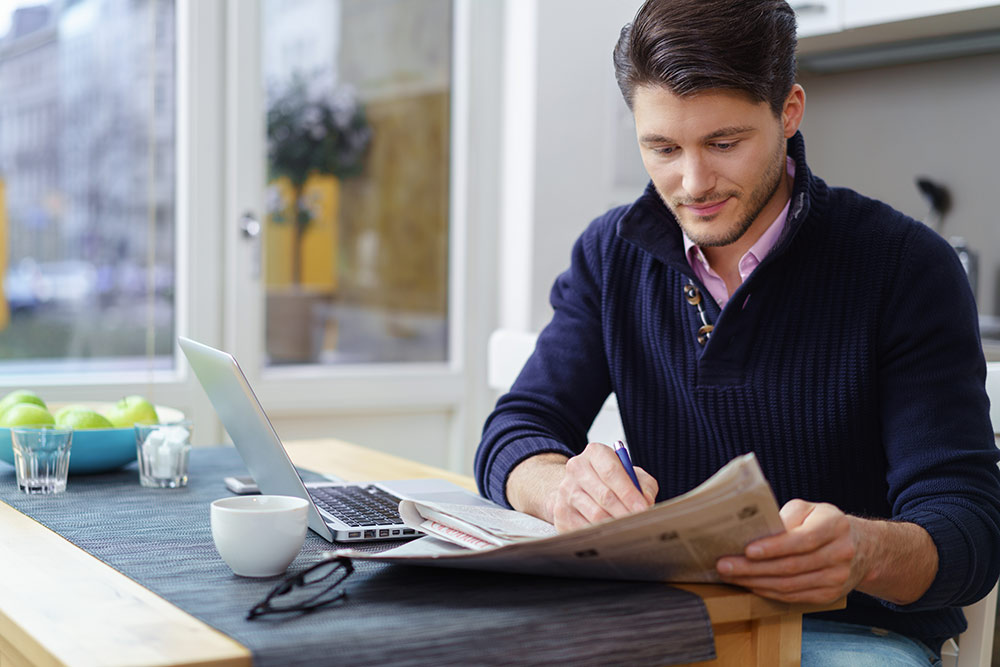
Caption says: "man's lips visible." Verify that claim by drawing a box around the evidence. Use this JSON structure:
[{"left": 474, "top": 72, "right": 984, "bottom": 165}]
[{"left": 682, "top": 198, "right": 730, "bottom": 217}]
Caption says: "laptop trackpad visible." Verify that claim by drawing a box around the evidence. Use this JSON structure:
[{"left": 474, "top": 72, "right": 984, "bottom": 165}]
[
  {"left": 405, "top": 490, "right": 498, "bottom": 507},
  {"left": 380, "top": 479, "right": 498, "bottom": 508}
]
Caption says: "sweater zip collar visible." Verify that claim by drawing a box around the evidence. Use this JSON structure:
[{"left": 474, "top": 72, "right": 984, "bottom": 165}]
[{"left": 616, "top": 132, "right": 815, "bottom": 354}]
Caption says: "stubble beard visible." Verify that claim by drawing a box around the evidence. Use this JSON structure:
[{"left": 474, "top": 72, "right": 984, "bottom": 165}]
[{"left": 665, "top": 137, "right": 787, "bottom": 249}]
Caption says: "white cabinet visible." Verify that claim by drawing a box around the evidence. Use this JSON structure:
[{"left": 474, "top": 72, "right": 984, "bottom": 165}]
[
  {"left": 783, "top": 1, "right": 1000, "bottom": 43},
  {"left": 791, "top": 0, "right": 843, "bottom": 37},
  {"left": 797, "top": 0, "right": 1000, "bottom": 58},
  {"left": 843, "top": 0, "right": 999, "bottom": 29}
]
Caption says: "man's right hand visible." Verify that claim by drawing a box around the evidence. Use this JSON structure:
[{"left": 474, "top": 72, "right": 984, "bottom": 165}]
[{"left": 506, "top": 442, "right": 658, "bottom": 532}]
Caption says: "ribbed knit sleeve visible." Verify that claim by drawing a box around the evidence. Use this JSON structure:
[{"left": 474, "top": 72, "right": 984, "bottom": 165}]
[
  {"left": 875, "top": 220, "right": 1000, "bottom": 611},
  {"left": 474, "top": 215, "right": 617, "bottom": 506}
]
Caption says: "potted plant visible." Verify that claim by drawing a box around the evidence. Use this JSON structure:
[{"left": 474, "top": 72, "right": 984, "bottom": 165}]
[{"left": 264, "top": 75, "right": 371, "bottom": 363}]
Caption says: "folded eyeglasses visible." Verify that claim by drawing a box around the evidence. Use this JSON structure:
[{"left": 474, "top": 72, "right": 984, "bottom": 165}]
[{"left": 247, "top": 556, "right": 354, "bottom": 620}]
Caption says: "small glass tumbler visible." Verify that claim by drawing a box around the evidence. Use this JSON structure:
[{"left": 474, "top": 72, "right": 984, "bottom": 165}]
[
  {"left": 135, "top": 420, "right": 192, "bottom": 488},
  {"left": 10, "top": 427, "right": 74, "bottom": 495}
]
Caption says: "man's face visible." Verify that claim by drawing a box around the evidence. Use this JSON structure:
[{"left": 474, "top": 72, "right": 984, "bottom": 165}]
[{"left": 633, "top": 86, "right": 793, "bottom": 249}]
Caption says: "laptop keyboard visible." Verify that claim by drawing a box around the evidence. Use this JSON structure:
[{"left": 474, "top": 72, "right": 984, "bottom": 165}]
[{"left": 309, "top": 485, "right": 404, "bottom": 527}]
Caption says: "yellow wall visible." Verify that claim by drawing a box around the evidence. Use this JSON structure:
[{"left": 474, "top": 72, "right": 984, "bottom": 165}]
[
  {"left": 300, "top": 174, "right": 339, "bottom": 290},
  {"left": 265, "top": 174, "right": 339, "bottom": 292}
]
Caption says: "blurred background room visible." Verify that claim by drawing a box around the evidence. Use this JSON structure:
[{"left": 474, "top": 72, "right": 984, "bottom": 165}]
[{"left": 0, "top": 0, "right": 998, "bottom": 476}]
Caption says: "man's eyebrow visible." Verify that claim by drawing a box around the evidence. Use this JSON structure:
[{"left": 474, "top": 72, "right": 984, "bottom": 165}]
[
  {"left": 702, "top": 125, "right": 756, "bottom": 141},
  {"left": 638, "top": 125, "right": 757, "bottom": 144}
]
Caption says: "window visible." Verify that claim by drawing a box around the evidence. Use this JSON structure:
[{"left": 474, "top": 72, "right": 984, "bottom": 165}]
[
  {"left": 0, "top": 0, "right": 176, "bottom": 374},
  {"left": 261, "top": 0, "right": 452, "bottom": 366}
]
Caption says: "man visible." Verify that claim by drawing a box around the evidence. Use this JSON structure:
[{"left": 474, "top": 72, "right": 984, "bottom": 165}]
[{"left": 474, "top": 0, "right": 1000, "bottom": 663}]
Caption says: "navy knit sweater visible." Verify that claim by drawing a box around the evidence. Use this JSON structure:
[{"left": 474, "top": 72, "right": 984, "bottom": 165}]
[{"left": 475, "top": 133, "right": 1000, "bottom": 650}]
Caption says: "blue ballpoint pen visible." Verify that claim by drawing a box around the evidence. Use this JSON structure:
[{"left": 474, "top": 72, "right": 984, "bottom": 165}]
[{"left": 614, "top": 440, "right": 642, "bottom": 491}]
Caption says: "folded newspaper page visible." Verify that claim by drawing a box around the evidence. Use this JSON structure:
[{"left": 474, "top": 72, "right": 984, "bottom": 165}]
[
  {"left": 400, "top": 501, "right": 559, "bottom": 550},
  {"left": 334, "top": 452, "right": 784, "bottom": 583}
]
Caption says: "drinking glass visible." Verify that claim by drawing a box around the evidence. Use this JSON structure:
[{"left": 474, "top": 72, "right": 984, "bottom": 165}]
[
  {"left": 10, "top": 427, "right": 73, "bottom": 494},
  {"left": 135, "top": 420, "right": 192, "bottom": 488}
]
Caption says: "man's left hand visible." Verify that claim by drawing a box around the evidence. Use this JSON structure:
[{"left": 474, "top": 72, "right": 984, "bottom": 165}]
[
  {"left": 715, "top": 499, "right": 867, "bottom": 604},
  {"left": 716, "top": 499, "right": 938, "bottom": 606}
]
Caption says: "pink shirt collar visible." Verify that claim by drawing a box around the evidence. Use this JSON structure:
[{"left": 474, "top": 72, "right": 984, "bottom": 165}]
[{"left": 683, "top": 157, "right": 795, "bottom": 308}]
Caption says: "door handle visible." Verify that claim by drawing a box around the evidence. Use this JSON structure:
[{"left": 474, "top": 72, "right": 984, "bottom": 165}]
[
  {"left": 240, "top": 212, "right": 261, "bottom": 239},
  {"left": 239, "top": 211, "right": 261, "bottom": 279}
]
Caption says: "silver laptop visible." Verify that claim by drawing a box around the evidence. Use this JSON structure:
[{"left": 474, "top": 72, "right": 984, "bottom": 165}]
[{"left": 178, "top": 336, "right": 496, "bottom": 543}]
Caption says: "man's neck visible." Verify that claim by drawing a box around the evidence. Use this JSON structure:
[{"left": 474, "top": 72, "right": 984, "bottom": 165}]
[{"left": 702, "top": 168, "right": 794, "bottom": 293}]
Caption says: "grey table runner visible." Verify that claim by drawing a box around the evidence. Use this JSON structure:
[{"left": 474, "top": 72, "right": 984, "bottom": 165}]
[{"left": 0, "top": 446, "right": 715, "bottom": 666}]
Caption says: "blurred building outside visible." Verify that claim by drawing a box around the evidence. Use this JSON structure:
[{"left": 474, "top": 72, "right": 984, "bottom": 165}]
[{"left": 0, "top": 0, "right": 175, "bottom": 372}]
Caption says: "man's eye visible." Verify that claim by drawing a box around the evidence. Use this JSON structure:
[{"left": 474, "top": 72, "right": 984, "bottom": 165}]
[
  {"left": 653, "top": 146, "right": 676, "bottom": 155},
  {"left": 713, "top": 141, "right": 738, "bottom": 151}
]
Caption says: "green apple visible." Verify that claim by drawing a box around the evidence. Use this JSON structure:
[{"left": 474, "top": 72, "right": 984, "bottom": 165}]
[
  {"left": 56, "top": 408, "right": 114, "bottom": 430},
  {"left": 53, "top": 404, "right": 90, "bottom": 423},
  {"left": 104, "top": 395, "right": 159, "bottom": 428},
  {"left": 0, "top": 389, "right": 46, "bottom": 419},
  {"left": 0, "top": 403, "right": 56, "bottom": 428}
]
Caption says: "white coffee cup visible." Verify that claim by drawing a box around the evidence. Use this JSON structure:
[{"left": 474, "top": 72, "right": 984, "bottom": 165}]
[{"left": 210, "top": 495, "right": 309, "bottom": 577}]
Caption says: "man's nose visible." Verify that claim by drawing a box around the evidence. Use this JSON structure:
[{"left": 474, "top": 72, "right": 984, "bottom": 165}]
[{"left": 680, "top": 154, "right": 716, "bottom": 199}]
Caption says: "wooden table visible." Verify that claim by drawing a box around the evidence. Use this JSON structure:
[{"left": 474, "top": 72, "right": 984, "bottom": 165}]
[{"left": 0, "top": 439, "right": 842, "bottom": 666}]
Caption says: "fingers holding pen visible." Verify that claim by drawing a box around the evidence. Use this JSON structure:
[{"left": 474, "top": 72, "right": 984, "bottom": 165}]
[
  {"left": 552, "top": 442, "right": 657, "bottom": 532},
  {"left": 611, "top": 440, "right": 658, "bottom": 507},
  {"left": 580, "top": 442, "right": 654, "bottom": 512}
]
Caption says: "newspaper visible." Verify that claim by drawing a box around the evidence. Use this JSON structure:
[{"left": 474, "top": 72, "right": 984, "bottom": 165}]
[{"left": 335, "top": 453, "right": 784, "bottom": 583}]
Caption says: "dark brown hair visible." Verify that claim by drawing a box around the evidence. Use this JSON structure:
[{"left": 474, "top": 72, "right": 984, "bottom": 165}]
[{"left": 613, "top": 0, "right": 797, "bottom": 115}]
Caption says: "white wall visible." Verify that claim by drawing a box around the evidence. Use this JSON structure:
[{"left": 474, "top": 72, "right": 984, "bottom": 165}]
[
  {"left": 500, "top": 0, "right": 646, "bottom": 333},
  {"left": 798, "top": 52, "right": 1000, "bottom": 315}
]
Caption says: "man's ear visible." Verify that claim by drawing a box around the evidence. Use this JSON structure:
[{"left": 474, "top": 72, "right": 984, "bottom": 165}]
[{"left": 782, "top": 84, "right": 806, "bottom": 138}]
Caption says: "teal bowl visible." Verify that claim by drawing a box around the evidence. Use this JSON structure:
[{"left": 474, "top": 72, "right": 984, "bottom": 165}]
[{"left": 0, "top": 404, "right": 185, "bottom": 475}]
